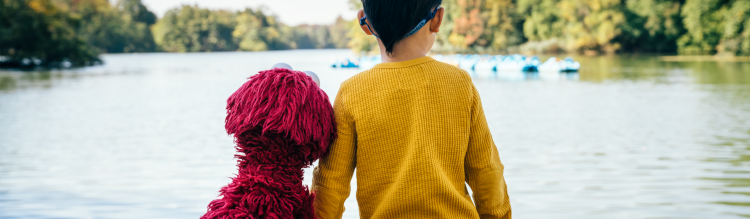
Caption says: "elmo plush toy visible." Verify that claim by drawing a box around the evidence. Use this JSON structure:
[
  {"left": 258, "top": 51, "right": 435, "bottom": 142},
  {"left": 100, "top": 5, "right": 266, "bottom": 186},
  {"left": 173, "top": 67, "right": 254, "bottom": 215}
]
[{"left": 201, "top": 63, "right": 336, "bottom": 219}]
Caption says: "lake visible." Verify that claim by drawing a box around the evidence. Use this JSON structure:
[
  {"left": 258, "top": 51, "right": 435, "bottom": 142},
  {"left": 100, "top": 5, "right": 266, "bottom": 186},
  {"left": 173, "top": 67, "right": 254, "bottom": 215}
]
[{"left": 1, "top": 49, "right": 749, "bottom": 218}]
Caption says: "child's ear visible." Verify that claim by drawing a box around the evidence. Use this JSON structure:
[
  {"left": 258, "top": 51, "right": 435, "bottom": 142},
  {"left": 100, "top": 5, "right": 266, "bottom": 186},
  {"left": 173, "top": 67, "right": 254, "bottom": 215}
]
[
  {"left": 358, "top": 9, "right": 374, "bottom": 36},
  {"left": 430, "top": 7, "right": 444, "bottom": 33}
]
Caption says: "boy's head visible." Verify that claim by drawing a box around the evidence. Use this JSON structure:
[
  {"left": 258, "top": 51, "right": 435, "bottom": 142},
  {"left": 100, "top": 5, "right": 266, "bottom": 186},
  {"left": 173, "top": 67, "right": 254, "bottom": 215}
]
[{"left": 358, "top": 0, "right": 444, "bottom": 56}]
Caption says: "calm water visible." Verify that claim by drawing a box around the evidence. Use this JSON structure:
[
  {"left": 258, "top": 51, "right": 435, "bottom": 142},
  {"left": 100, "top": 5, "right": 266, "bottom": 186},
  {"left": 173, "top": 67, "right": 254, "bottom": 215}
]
[{"left": 1, "top": 49, "right": 749, "bottom": 218}]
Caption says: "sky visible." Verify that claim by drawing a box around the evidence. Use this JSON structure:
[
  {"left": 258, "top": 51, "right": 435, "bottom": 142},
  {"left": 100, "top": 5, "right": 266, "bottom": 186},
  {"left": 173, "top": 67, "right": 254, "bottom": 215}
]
[{"left": 140, "top": 0, "right": 358, "bottom": 26}]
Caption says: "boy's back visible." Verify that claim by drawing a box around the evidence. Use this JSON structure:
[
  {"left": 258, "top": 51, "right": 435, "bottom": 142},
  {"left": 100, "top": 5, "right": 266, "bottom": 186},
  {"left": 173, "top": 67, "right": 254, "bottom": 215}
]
[{"left": 312, "top": 57, "right": 511, "bottom": 219}]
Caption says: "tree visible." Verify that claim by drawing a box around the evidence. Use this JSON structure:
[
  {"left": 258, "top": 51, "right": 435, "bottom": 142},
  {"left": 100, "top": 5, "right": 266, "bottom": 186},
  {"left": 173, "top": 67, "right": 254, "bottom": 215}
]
[
  {"left": 327, "top": 16, "right": 351, "bottom": 49},
  {"left": 0, "top": 0, "right": 100, "bottom": 67},
  {"left": 345, "top": 0, "right": 378, "bottom": 54},
  {"left": 50, "top": 0, "right": 158, "bottom": 53},
  {"left": 152, "top": 5, "right": 237, "bottom": 52},
  {"left": 622, "top": 0, "right": 684, "bottom": 53},
  {"left": 447, "top": 0, "right": 487, "bottom": 50},
  {"left": 115, "top": 0, "right": 158, "bottom": 52},
  {"left": 233, "top": 8, "right": 294, "bottom": 51},
  {"left": 678, "top": 0, "right": 727, "bottom": 54},
  {"left": 558, "top": 0, "right": 630, "bottom": 53},
  {"left": 518, "top": 0, "right": 563, "bottom": 42},
  {"left": 676, "top": 0, "right": 750, "bottom": 55},
  {"left": 516, "top": 0, "right": 565, "bottom": 53},
  {"left": 716, "top": 0, "right": 750, "bottom": 55}
]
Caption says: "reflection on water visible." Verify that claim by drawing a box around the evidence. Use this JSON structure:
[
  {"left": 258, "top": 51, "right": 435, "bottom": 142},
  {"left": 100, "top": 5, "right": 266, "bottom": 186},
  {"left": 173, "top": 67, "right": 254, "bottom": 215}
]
[
  {"left": 0, "top": 71, "right": 56, "bottom": 91},
  {"left": 1, "top": 50, "right": 750, "bottom": 218},
  {"left": 574, "top": 55, "right": 750, "bottom": 84},
  {"left": 463, "top": 70, "right": 581, "bottom": 82},
  {"left": 701, "top": 81, "right": 750, "bottom": 213}
]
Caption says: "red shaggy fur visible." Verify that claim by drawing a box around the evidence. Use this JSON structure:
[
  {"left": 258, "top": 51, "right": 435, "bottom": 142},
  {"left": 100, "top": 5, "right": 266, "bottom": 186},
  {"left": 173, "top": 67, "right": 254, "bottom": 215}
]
[{"left": 201, "top": 68, "right": 336, "bottom": 219}]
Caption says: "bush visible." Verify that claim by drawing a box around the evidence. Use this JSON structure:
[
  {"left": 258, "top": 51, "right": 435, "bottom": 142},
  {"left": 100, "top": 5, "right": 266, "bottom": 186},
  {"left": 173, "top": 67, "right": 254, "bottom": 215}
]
[{"left": 0, "top": 0, "right": 101, "bottom": 68}]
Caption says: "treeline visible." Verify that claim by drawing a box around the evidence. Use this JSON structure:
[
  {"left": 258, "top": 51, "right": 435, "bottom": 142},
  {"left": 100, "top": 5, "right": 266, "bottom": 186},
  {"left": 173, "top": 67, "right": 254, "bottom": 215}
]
[
  {"left": 446, "top": 0, "right": 750, "bottom": 55},
  {"left": 0, "top": 0, "right": 349, "bottom": 67},
  {"left": 349, "top": 0, "right": 750, "bottom": 56},
  {"left": 151, "top": 6, "right": 349, "bottom": 52},
  {"left": 3, "top": 0, "right": 748, "bottom": 68},
  {"left": 1, "top": 0, "right": 157, "bottom": 67}
]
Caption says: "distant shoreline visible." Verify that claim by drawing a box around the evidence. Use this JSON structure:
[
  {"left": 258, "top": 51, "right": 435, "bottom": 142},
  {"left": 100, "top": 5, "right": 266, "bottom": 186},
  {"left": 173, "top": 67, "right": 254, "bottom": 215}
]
[{"left": 94, "top": 50, "right": 750, "bottom": 60}]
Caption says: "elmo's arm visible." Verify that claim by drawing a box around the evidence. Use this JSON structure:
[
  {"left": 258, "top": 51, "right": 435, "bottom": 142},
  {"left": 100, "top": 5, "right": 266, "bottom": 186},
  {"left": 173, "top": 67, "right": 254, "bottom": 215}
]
[{"left": 312, "top": 83, "right": 357, "bottom": 219}]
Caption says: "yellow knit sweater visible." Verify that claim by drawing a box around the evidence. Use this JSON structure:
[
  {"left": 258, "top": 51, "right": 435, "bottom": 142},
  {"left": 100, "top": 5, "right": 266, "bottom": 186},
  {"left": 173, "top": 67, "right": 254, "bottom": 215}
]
[{"left": 312, "top": 56, "right": 511, "bottom": 219}]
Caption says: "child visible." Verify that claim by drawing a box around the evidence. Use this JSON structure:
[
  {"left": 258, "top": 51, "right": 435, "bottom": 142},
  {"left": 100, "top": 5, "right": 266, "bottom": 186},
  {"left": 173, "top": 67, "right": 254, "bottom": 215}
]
[{"left": 312, "top": 0, "right": 511, "bottom": 218}]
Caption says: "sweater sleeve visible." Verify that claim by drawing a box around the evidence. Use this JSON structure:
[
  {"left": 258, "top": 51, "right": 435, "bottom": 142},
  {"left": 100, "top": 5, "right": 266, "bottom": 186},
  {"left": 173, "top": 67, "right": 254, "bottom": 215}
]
[
  {"left": 312, "top": 84, "right": 357, "bottom": 219},
  {"left": 465, "top": 83, "right": 512, "bottom": 219}
]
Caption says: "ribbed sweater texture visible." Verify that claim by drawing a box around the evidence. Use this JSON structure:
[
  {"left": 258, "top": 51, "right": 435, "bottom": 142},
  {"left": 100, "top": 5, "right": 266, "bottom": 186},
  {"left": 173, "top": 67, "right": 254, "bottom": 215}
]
[{"left": 312, "top": 56, "right": 511, "bottom": 219}]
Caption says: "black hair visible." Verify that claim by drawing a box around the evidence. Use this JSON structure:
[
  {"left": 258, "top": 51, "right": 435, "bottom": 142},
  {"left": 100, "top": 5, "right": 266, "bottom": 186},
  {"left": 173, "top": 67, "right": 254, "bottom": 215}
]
[{"left": 362, "top": 0, "right": 442, "bottom": 56}]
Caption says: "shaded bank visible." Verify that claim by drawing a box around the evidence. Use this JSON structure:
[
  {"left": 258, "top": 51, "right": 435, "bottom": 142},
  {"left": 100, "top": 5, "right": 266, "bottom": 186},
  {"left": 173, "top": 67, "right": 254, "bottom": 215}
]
[
  {"left": 0, "top": 0, "right": 156, "bottom": 68},
  {"left": 0, "top": 0, "right": 349, "bottom": 68},
  {"left": 0, "top": 0, "right": 101, "bottom": 68}
]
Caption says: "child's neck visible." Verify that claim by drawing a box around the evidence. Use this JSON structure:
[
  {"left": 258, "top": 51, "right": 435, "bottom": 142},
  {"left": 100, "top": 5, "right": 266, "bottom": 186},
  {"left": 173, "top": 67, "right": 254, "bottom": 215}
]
[{"left": 378, "top": 37, "right": 430, "bottom": 63}]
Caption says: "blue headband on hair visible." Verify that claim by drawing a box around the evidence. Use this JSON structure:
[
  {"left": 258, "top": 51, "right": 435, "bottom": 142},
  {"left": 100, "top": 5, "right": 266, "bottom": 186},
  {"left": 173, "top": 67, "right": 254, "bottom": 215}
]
[{"left": 360, "top": 6, "right": 441, "bottom": 40}]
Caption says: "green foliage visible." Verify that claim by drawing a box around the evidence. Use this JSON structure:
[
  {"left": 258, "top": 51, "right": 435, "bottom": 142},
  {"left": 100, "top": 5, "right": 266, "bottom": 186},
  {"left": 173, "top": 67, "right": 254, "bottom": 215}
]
[
  {"left": 434, "top": 0, "right": 636, "bottom": 54},
  {"left": 1, "top": 0, "right": 159, "bottom": 68},
  {"left": 350, "top": 0, "right": 750, "bottom": 56},
  {"left": 327, "top": 16, "right": 352, "bottom": 49},
  {"left": 0, "top": 0, "right": 100, "bottom": 67},
  {"left": 438, "top": 0, "right": 525, "bottom": 53},
  {"left": 518, "top": 0, "right": 563, "bottom": 42},
  {"left": 152, "top": 6, "right": 349, "bottom": 52},
  {"left": 67, "top": 0, "right": 158, "bottom": 53},
  {"left": 1, "top": 0, "right": 350, "bottom": 67},
  {"left": 700, "top": 0, "right": 750, "bottom": 55},
  {"left": 5, "top": 0, "right": 748, "bottom": 63},
  {"left": 293, "top": 17, "right": 350, "bottom": 49},
  {"left": 233, "top": 8, "right": 302, "bottom": 51},
  {"left": 726, "top": 0, "right": 750, "bottom": 56},
  {"left": 346, "top": 17, "right": 379, "bottom": 54},
  {"left": 562, "top": 0, "right": 630, "bottom": 53},
  {"left": 152, "top": 5, "right": 237, "bottom": 52},
  {"left": 678, "top": 0, "right": 728, "bottom": 54},
  {"left": 344, "top": 1, "right": 378, "bottom": 54},
  {"left": 621, "top": 0, "right": 684, "bottom": 53}
]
